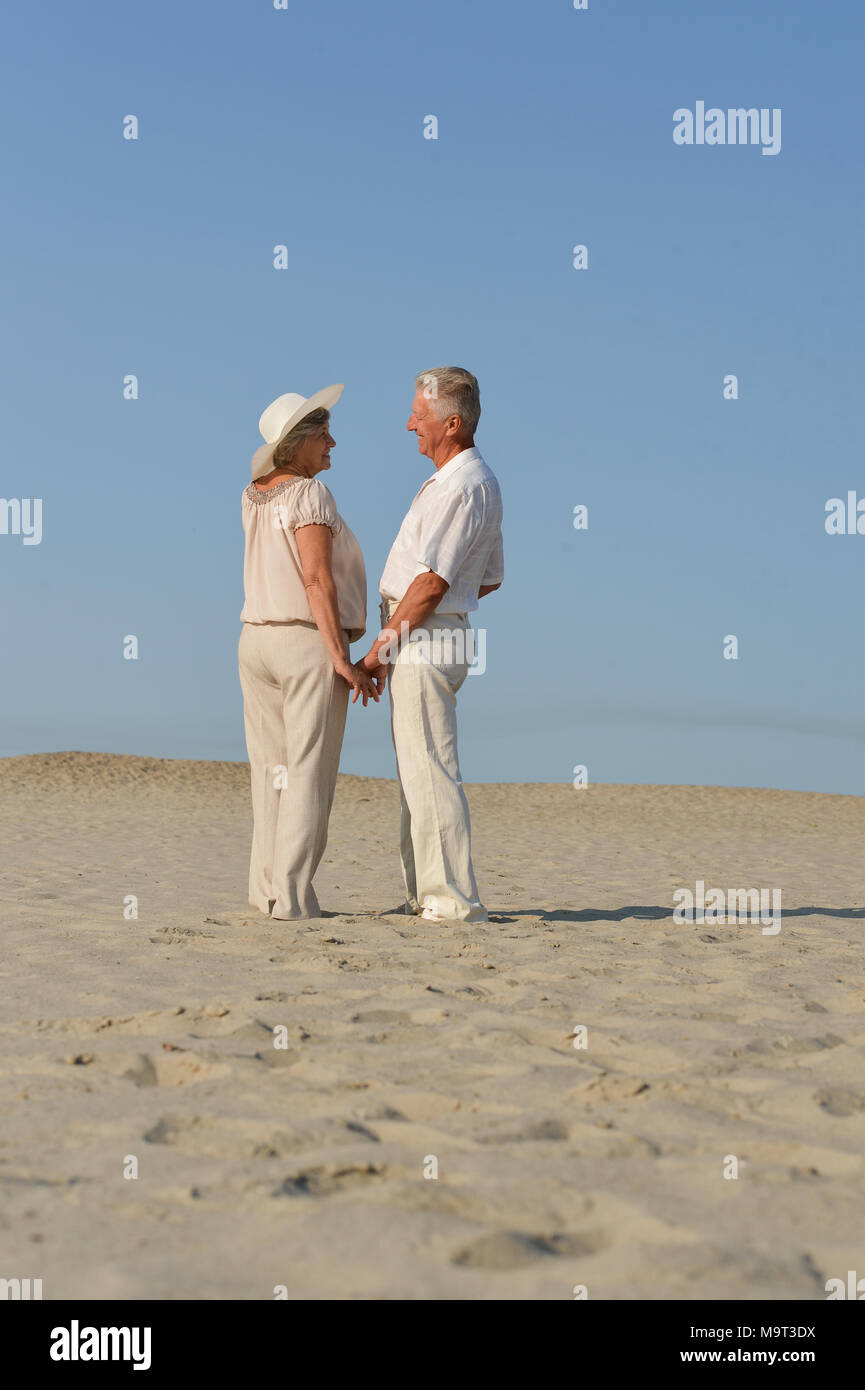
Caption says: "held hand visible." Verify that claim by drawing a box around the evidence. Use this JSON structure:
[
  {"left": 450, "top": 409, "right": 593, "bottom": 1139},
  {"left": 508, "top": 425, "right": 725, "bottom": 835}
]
[
  {"left": 359, "top": 648, "right": 389, "bottom": 697},
  {"left": 334, "top": 658, "right": 380, "bottom": 707},
  {"left": 370, "top": 663, "right": 388, "bottom": 696},
  {"left": 359, "top": 648, "right": 381, "bottom": 674}
]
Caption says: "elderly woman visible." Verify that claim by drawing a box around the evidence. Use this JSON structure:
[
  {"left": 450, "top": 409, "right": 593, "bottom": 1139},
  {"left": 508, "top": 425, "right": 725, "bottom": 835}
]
[{"left": 238, "top": 384, "right": 380, "bottom": 920}]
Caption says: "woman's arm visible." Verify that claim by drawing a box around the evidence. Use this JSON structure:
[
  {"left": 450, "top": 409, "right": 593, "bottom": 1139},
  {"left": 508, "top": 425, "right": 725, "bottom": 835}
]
[{"left": 295, "top": 524, "right": 379, "bottom": 705}]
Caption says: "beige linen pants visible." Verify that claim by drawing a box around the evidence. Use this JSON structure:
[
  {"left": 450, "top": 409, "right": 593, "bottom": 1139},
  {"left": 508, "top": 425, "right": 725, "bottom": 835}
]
[
  {"left": 238, "top": 621, "right": 349, "bottom": 920},
  {"left": 383, "top": 601, "right": 487, "bottom": 923}
]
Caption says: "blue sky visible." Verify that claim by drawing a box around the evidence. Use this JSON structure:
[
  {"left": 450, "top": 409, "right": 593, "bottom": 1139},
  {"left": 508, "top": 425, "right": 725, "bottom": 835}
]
[{"left": 2, "top": 0, "right": 863, "bottom": 791}]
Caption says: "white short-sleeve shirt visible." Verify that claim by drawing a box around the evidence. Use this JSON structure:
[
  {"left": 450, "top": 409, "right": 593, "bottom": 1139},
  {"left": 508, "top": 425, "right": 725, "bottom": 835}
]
[{"left": 379, "top": 447, "right": 504, "bottom": 614}]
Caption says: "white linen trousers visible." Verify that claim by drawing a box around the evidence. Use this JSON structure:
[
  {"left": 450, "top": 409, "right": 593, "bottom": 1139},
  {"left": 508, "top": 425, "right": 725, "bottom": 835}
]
[
  {"left": 238, "top": 620, "right": 349, "bottom": 919},
  {"left": 382, "top": 600, "right": 487, "bottom": 922}
]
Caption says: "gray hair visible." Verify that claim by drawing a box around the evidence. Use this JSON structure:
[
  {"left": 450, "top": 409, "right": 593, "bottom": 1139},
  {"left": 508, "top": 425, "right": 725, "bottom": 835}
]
[
  {"left": 272, "top": 407, "right": 330, "bottom": 468},
  {"left": 414, "top": 366, "right": 480, "bottom": 436}
]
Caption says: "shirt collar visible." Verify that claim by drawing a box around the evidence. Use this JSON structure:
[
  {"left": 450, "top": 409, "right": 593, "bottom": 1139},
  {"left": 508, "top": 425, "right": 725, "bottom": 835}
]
[{"left": 422, "top": 445, "right": 482, "bottom": 489}]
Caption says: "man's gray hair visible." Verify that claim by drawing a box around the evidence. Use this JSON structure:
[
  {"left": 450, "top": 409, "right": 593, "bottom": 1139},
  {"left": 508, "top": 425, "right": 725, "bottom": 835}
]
[{"left": 415, "top": 366, "right": 481, "bottom": 436}]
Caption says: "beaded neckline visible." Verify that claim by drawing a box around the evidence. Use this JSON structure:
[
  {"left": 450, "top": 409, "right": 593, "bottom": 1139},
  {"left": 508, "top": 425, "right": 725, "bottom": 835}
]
[{"left": 244, "top": 477, "right": 307, "bottom": 505}]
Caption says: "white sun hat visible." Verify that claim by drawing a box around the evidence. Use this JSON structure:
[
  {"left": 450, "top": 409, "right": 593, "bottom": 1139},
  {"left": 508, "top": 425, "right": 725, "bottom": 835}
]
[{"left": 250, "top": 383, "right": 344, "bottom": 481}]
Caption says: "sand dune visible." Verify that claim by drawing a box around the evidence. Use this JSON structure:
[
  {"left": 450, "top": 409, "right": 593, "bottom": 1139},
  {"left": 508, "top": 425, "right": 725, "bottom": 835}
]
[{"left": 1, "top": 752, "right": 863, "bottom": 1299}]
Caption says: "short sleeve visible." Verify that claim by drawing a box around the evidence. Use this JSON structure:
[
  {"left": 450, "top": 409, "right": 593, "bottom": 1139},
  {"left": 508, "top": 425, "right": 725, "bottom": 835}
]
[
  {"left": 417, "top": 487, "right": 483, "bottom": 585},
  {"left": 481, "top": 531, "right": 504, "bottom": 585},
  {"left": 285, "top": 479, "right": 342, "bottom": 537}
]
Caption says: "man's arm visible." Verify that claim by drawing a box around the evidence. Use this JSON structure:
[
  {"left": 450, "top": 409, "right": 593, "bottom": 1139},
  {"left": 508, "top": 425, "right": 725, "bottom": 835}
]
[
  {"left": 478, "top": 582, "right": 501, "bottom": 598},
  {"left": 360, "top": 570, "right": 449, "bottom": 675}
]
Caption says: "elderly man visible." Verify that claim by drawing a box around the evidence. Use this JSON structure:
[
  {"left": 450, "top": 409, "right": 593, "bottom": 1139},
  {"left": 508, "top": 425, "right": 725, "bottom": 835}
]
[{"left": 361, "top": 367, "right": 503, "bottom": 923}]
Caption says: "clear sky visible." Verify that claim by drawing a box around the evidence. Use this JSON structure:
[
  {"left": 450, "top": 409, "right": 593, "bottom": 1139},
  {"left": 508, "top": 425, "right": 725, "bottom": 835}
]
[{"left": 2, "top": 0, "right": 863, "bottom": 792}]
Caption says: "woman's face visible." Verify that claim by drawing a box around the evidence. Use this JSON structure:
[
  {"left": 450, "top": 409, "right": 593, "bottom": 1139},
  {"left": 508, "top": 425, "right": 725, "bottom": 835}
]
[{"left": 291, "top": 423, "right": 335, "bottom": 476}]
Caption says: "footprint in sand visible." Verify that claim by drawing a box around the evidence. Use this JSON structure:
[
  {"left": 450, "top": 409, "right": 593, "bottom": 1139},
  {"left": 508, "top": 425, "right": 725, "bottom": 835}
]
[
  {"left": 143, "top": 1114, "right": 201, "bottom": 1144},
  {"left": 815, "top": 1087, "right": 865, "bottom": 1117},
  {"left": 576, "top": 1073, "right": 651, "bottom": 1102},
  {"left": 477, "top": 1118, "right": 570, "bottom": 1144},
  {"left": 351, "top": 1010, "right": 411, "bottom": 1025},
  {"left": 275, "top": 1164, "right": 385, "bottom": 1197},
  {"left": 108, "top": 1051, "right": 230, "bottom": 1087},
  {"left": 452, "top": 1229, "right": 606, "bottom": 1270}
]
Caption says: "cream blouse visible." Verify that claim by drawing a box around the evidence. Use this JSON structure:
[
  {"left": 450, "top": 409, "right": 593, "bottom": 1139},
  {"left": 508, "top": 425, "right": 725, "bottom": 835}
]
[{"left": 240, "top": 476, "right": 367, "bottom": 641}]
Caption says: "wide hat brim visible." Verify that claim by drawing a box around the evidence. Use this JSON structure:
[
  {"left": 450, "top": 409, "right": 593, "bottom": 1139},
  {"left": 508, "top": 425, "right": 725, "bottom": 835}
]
[{"left": 250, "top": 383, "right": 344, "bottom": 481}]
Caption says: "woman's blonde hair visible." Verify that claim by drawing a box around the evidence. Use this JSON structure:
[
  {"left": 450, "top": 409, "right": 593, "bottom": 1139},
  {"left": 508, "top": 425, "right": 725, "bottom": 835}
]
[{"left": 272, "top": 407, "right": 330, "bottom": 468}]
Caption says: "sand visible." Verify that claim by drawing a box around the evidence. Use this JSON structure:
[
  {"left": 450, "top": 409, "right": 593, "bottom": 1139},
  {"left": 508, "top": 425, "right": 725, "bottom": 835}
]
[{"left": 1, "top": 751, "right": 863, "bottom": 1300}]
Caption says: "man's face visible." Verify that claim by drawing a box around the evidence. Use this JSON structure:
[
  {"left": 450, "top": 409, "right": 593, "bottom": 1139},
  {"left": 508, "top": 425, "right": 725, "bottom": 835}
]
[{"left": 407, "top": 390, "right": 448, "bottom": 461}]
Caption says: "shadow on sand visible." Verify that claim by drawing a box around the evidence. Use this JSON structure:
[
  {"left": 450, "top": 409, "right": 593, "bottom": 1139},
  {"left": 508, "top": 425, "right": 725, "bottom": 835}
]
[{"left": 493, "top": 905, "right": 865, "bottom": 924}]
